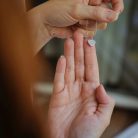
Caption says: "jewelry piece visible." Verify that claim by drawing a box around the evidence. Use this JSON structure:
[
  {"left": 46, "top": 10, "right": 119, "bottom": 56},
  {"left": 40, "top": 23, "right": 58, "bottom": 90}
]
[
  {"left": 87, "top": 39, "right": 96, "bottom": 47},
  {"left": 79, "top": 20, "right": 97, "bottom": 47},
  {"left": 85, "top": 20, "right": 97, "bottom": 47}
]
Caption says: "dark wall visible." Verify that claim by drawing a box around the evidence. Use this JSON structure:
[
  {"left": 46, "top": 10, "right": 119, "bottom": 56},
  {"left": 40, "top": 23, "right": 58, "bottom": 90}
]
[{"left": 32, "top": 0, "right": 47, "bottom": 7}]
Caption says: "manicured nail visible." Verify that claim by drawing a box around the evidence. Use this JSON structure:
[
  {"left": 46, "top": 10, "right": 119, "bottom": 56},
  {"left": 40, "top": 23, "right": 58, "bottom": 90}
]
[
  {"left": 60, "top": 55, "right": 64, "bottom": 58},
  {"left": 107, "top": 11, "right": 119, "bottom": 21},
  {"left": 115, "top": 12, "right": 120, "bottom": 20},
  {"left": 87, "top": 39, "right": 96, "bottom": 47},
  {"left": 88, "top": 31, "right": 95, "bottom": 38}
]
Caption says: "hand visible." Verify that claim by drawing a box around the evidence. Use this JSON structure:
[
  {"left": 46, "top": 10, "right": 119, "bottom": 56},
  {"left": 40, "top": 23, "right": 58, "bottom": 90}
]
[
  {"left": 78, "top": 0, "right": 124, "bottom": 32},
  {"left": 28, "top": 0, "right": 121, "bottom": 52},
  {"left": 89, "top": 0, "right": 124, "bottom": 12},
  {"left": 47, "top": 32, "right": 115, "bottom": 138}
]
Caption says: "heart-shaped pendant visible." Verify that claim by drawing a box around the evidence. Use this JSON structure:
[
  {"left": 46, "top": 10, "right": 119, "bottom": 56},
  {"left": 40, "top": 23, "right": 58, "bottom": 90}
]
[{"left": 88, "top": 39, "right": 96, "bottom": 47}]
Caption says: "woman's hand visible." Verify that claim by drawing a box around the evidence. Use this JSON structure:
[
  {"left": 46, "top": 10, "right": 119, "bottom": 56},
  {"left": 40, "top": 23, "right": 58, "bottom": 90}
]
[
  {"left": 47, "top": 32, "right": 115, "bottom": 138},
  {"left": 28, "top": 0, "right": 122, "bottom": 53}
]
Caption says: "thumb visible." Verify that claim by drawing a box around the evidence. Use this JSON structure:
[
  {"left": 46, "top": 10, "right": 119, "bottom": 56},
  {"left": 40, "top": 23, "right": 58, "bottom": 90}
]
[
  {"left": 96, "top": 85, "right": 111, "bottom": 104},
  {"left": 73, "top": 4, "right": 119, "bottom": 22},
  {"left": 96, "top": 84, "right": 115, "bottom": 116}
]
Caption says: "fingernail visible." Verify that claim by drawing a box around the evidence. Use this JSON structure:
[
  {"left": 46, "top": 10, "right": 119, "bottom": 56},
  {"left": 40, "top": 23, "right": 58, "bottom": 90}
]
[
  {"left": 97, "top": 23, "right": 108, "bottom": 30},
  {"left": 58, "top": 55, "right": 65, "bottom": 65},
  {"left": 115, "top": 12, "right": 120, "bottom": 20},
  {"left": 106, "top": 11, "right": 119, "bottom": 21},
  {"left": 88, "top": 31, "right": 95, "bottom": 38},
  {"left": 60, "top": 55, "right": 64, "bottom": 58}
]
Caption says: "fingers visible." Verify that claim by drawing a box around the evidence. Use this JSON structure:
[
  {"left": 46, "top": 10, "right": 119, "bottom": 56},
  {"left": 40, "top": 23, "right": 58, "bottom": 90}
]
[
  {"left": 76, "top": 28, "right": 95, "bottom": 38},
  {"left": 72, "top": 21, "right": 107, "bottom": 38},
  {"left": 74, "top": 31, "right": 84, "bottom": 81},
  {"left": 111, "top": 0, "right": 124, "bottom": 13},
  {"left": 103, "top": 0, "right": 124, "bottom": 13},
  {"left": 96, "top": 84, "right": 115, "bottom": 119},
  {"left": 53, "top": 56, "right": 66, "bottom": 93},
  {"left": 64, "top": 38, "right": 75, "bottom": 83},
  {"left": 84, "top": 39, "right": 99, "bottom": 84},
  {"left": 78, "top": 20, "right": 107, "bottom": 31},
  {"left": 73, "top": 4, "right": 119, "bottom": 22},
  {"left": 77, "top": 2, "right": 108, "bottom": 32},
  {"left": 97, "top": 22, "right": 107, "bottom": 30},
  {"left": 79, "top": 20, "right": 97, "bottom": 31}
]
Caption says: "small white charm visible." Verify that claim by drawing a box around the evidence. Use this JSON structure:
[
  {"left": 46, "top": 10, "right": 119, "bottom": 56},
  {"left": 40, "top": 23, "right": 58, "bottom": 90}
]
[{"left": 88, "top": 39, "right": 96, "bottom": 47}]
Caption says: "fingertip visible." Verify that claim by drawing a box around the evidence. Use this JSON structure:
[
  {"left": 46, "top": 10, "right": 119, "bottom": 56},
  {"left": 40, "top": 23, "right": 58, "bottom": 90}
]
[
  {"left": 65, "top": 38, "right": 74, "bottom": 46},
  {"left": 96, "top": 85, "right": 116, "bottom": 107},
  {"left": 106, "top": 10, "right": 119, "bottom": 22},
  {"left": 54, "top": 55, "right": 66, "bottom": 93},
  {"left": 60, "top": 55, "right": 65, "bottom": 60},
  {"left": 61, "top": 55, "right": 66, "bottom": 64},
  {"left": 113, "top": 2, "right": 124, "bottom": 13},
  {"left": 97, "top": 84, "right": 105, "bottom": 94},
  {"left": 60, "top": 55, "right": 66, "bottom": 61},
  {"left": 97, "top": 22, "right": 108, "bottom": 30},
  {"left": 96, "top": 84, "right": 110, "bottom": 104},
  {"left": 56, "top": 55, "right": 66, "bottom": 71}
]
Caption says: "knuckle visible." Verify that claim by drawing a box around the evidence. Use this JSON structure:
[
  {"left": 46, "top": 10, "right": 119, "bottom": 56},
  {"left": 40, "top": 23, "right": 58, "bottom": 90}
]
[
  {"left": 76, "top": 59, "right": 84, "bottom": 67},
  {"left": 76, "top": 65, "right": 84, "bottom": 71},
  {"left": 66, "top": 65, "right": 73, "bottom": 73},
  {"left": 86, "top": 63, "right": 93, "bottom": 69},
  {"left": 76, "top": 76, "right": 84, "bottom": 82}
]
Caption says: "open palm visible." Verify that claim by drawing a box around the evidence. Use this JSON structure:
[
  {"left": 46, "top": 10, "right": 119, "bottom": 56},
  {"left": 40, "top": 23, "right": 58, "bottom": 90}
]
[{"left": 47, "top": 32, "right": 115, "bottom": 138}]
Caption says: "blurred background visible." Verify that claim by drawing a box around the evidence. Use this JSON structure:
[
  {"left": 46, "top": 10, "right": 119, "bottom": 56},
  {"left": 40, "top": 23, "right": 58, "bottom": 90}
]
[{"left": 32, "top": 0, "right": 138, "bottom": 137}]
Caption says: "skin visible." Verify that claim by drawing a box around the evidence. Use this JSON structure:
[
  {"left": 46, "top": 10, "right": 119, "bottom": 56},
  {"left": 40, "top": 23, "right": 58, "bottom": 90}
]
[
  {"left": 47, "top": 32, "right": 115, "bottom": 138},
  {"left": 25, "top": 0, "right": 123, "bottom": 136},
  {"left": 27, "top": 0, "right": 124, "bottom": 53}
]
